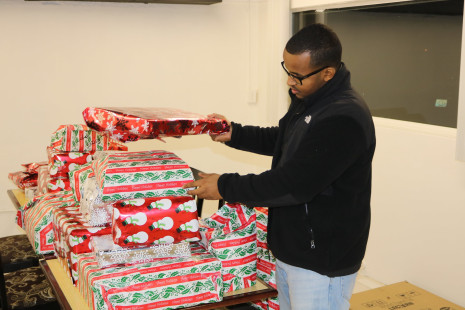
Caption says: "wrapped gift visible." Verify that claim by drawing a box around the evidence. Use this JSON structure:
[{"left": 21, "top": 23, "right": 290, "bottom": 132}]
[
  {"left": 37, "top": 165, "right": 49, "bottom": 194},
  {"left": 23, "top": 191, "right": 75, "bottom": 254},
  {"left": 69, "top": 162, "right": 95, "bottom": 203},
  {"left": 52, "top": 205, "right": 111, "bottom": 283},
  {"left": 47, "top": 147, "right": 94, "bottom": 178},
  {"left": 254, "top": 207, "right": 277, "bottom": 290},
  {"left": 256, "top": 249, "right": 277, "bottom": 289},
  {"left": 93, "top": 150, "right": 195, "bottom": 202},
  {"left": 112, "top": 196, "right": 200, "bottom": 247},
  {"left": 199, "top": 203, "right": 257, "bottom": 293},
  {"left": 50, "top": 124, "right": 128, "bottom": 153},
  {"left": 91, "top": 235, "right": 191, "bottom": 268},
  {"left": 251, "top": 208, "right": 279, "bottom": 310},
  {"left": 47, "top": 176, "right": 71, "bottom": 193},
  {"left": 22, "top": 161, "right": 48, "bottom": 174},
  {"left": 255, "top": 207, "right": 269, "bottom": 250},
  {"left": 78, "top": 243, "right": 223, "bottom": 310},
  {"left": 25, "top": 187, "right": 38, "bottom": 200},
  {"left": 82, "top": 107, "right": 230, "bottom": 142},
  {"left": 77, "top": 176, "right": 113, "bottom": 227},
  {"left": 8, "top": 171, "right": 38, "bottom": 189}
]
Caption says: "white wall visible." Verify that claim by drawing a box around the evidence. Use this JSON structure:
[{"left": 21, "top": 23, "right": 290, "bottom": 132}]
[
  {"left": 0, "top": 0, "right": 282, "bottom": 235},
  {"left": 368, "top": 118, "right": 465, "bottom": 306}
]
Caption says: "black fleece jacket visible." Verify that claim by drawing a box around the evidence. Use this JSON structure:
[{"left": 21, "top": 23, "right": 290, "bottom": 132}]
[{"left": 217, "top": 63, "right": 376, "bottom": 277}]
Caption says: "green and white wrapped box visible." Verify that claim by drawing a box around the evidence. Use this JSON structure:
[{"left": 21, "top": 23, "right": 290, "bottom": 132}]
[
  {"left": 77, "top": 243, "right": 223, "bottom": 310},
  {"left": 199, "top": 203, "right": 257, "bottom": 293},
  {"left": 92, "top": 150, "right": 195, "bottom": 202}
]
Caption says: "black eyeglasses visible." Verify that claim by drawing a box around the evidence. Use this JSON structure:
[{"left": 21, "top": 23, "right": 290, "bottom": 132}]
[{"left": 281, "top": 61, "right": 329, "bottom": 85}]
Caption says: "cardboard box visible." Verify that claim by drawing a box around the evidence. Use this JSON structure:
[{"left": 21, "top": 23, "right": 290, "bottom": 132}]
[{"left": 350, "top": 281, "right": 464, "bottom": 310}]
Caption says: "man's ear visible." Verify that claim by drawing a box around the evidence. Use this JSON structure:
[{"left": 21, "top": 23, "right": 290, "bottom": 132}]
[{"left": 322, "top": 67, "right": 337, "bottom": 82}]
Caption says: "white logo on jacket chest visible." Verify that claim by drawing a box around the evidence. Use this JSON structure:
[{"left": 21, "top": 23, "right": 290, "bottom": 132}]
[{"left": 305, "top": 115, "right": 312, "bottom": 124}]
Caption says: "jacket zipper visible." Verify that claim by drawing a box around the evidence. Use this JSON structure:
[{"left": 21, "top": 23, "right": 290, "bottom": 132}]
[{"left": 305, "top": 203, "right": 316, "bottom": 249}]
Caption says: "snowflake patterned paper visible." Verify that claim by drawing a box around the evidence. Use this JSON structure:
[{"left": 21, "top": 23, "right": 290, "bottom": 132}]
[
  {"left": 112, "top": 196, "right": 200, "bottom": 248},
  {"left": 82, "top": 107, "right": 230, "bottom": 142}
]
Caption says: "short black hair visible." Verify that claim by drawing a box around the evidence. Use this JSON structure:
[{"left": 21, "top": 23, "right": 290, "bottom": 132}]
[{"left": 285, "top": 23, "right": 342, "bottom": 68}]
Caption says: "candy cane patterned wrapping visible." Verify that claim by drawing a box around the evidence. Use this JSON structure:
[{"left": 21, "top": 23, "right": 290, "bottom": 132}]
[
  {"left": 52, "top": 204, "right": 111, "bottom": 284},
  {"left": 37, "top": 165, "right": 49, "bottom": 195},
  {"left": 112, "top": 196, "right": 200, "bottom": 247},
  {"left": 93, "top": 150, "right": 194, "bottom": 202},
  {"left": 50, "top": 124, "right": 128, "bottom": 153},
  {"left": 82, "top": 107, "right": 230, "bottom": 142},
  {"left": 23, "top": 191, "right": 75, "bottom": 254},
  {"left": 77, "top": 243, "right": 223, "bottom": 310},
  {"left": 199, "top": 203, "right": 257, "bottom": 293}
]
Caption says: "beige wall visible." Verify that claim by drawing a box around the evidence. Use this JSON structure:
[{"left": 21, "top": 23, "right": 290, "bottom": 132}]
[{"left": 2, "top": 0, "right": 465, "bottom": 307}]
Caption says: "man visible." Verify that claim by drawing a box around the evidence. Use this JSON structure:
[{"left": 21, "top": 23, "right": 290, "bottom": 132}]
[{"left": 184, "top": 23, "right": 376, "bottom": 310}]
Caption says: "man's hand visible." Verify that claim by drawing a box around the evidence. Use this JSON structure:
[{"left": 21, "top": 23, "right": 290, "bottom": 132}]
[
  {"left": 208, "top": 113, "right": 232, "bottom": 143},
  {"left": 183, "top": 172, "right": 223, "bottom": 200}
]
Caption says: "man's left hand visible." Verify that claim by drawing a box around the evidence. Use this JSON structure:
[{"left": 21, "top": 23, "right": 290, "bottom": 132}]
[{"left": 183, "top": 172, "right": 223, "bottom": 200}]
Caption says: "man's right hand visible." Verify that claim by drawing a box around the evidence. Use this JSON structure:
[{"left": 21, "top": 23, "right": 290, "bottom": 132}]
[{"left": 208, "top": 113, "right": 232, "bottom": 143}]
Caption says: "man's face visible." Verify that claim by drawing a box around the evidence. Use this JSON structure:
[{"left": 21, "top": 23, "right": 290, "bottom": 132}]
[{"left": 282, "top": 50, "right": 331, "bottom": 99}]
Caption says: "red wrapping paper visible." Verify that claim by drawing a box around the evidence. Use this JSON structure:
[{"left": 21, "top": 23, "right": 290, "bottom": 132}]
[
  {"left": 112, "top": 196, "right": 200, "bottom": 247},
  {"left": 47, "top": 147, "right": 94, "bottom": 178},
  {"left": 47, "top": 177, "right": 71, "bottom": 193},
  {"left": 82, "top": 107, "right": 230, "bottom": 142},
  {"left": 22, "top": 161, "right": 48, "bottom": 174},
  {"left": 8, "top": 171, "right": 38, "bottom": 189},
  {"left": 52, "top": 205, "right": 111, "bottom": 283},
  {"left": 50, "top": 124, "right": 128, "bottom": 153}
]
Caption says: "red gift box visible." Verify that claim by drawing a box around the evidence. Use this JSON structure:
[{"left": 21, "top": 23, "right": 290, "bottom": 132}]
[
  {"left": 8, "top": 171, "right": 37, "bottom": 189},
  {"left": 112, "top": 196, "right": 200, "bottom": 247}
]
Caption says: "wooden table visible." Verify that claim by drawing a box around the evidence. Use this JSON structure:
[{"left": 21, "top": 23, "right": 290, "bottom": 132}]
[
  {"left": 7, "top": 188, "right": 28, "bottom": 210},
  {"left": 8, "top": 189, "right": 277, "bottom": 309}
]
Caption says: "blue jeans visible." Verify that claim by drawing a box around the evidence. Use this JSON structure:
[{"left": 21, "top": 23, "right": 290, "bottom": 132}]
[{"left": 275, "top": 258, "right": 357, "bottom": 310}]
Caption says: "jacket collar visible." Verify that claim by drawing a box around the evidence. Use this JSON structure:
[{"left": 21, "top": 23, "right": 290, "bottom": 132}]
[{"left": 289, "top": 62, "right": 351, "bottom": 111}]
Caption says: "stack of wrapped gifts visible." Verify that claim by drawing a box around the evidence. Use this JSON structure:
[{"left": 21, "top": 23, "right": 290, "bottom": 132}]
[{"left": 10, "top": 108, "right": 282, "bottom": 309}]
